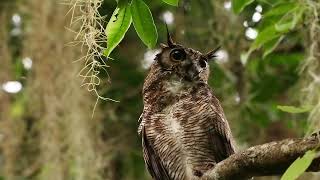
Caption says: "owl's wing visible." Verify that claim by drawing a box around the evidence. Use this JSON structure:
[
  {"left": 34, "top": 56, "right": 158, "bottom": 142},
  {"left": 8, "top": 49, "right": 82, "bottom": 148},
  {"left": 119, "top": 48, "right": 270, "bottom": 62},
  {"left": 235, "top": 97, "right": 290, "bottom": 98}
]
[
  {"left": 208, "top": 96, "right": 236, "bottom": 162},
  {"left": 142, "top": 126, "right": 171, "bottom": 180}
]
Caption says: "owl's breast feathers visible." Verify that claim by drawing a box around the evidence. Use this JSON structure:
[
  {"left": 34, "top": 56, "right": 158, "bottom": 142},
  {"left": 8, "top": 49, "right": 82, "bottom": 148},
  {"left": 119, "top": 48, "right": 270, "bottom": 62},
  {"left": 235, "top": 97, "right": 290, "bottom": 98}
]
[{"left": 139, "top": 81, "right": 236, "bottom": 180}]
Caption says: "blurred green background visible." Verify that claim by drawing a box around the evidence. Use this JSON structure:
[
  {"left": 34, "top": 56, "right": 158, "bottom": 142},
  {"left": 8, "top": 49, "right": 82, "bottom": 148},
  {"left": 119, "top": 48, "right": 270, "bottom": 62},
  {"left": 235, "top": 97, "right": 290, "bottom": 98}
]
[{"left": 0, "top": 0, "right": 319, "bottom": 179}]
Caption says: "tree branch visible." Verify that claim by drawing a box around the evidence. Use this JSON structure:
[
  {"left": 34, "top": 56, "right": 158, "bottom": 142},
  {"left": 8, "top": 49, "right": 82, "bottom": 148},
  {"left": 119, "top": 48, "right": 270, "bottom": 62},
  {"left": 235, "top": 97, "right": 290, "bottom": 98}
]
[{"left": 203, "top": 132, "right": 320, "bottom": 180}]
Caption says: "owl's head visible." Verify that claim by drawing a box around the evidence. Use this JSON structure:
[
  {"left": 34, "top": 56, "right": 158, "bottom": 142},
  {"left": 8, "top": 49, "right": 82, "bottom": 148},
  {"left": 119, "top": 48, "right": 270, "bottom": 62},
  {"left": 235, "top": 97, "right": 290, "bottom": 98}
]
[{"left": 151, "top": 29, "right": 219, "bottom": 84}]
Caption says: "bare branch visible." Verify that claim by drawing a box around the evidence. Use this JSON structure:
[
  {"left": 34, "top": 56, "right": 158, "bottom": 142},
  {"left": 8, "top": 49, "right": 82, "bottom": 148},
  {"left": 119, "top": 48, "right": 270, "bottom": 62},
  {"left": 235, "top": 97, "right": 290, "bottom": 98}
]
[{"left": 203, "top": 132, "right": 320, "bottom": 180}]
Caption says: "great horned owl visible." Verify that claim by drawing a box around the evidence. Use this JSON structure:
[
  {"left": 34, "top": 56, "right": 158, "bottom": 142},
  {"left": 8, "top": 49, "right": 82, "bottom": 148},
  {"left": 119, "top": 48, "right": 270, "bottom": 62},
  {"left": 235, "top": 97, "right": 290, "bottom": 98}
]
[{"left": 138, "top": 30, "right": 236, "bottom": 180}]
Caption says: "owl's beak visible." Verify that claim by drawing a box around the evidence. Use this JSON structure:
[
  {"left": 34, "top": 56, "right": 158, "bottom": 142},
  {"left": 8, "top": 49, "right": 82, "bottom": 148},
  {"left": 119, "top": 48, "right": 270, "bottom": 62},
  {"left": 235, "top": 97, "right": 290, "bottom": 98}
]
[{"left": 185, "top": 63, "right": 203, "bottom": 82}]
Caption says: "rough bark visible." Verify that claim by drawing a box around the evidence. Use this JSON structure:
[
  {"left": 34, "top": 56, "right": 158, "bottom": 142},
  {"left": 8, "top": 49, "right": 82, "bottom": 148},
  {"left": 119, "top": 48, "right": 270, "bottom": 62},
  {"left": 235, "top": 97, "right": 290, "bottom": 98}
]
[{"left": 203, "top": 132, "right": 320, "bottom": 180}]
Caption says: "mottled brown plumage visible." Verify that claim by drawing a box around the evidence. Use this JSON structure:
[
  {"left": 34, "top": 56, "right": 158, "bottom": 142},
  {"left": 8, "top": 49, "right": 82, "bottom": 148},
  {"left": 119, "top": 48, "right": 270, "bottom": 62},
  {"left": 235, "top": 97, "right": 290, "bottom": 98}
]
[{"left": 138, "top": 32, "right": 236, "bottom": 180}]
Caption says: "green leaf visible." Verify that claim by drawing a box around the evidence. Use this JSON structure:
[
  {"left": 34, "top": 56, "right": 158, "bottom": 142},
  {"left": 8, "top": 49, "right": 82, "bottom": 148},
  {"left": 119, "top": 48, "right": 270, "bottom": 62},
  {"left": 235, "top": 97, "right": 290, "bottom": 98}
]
[
  {"left": 258, "top": 0, "right": 287, "bottom": 5},
  {"left": 275, "top": 6, "right": 304, "bottom": 32},
  {"left": 10, "top": 95, "right": 26, "bottom": 118},
  {"left": 263, "top": 2, "right": 297, "bottom": 18},
  {"left": 275, "top": 21, "right": 295, "bottom": 32},
  {"left": 104, "top": 3, "right": 132, "bottom": 58},
  {"left": 281, "top": 150, "right": 316, "bottom": 180},
  {"left": 263, "top": 36, "right": 283, "bottom": 58},
  {"left": 162, "top": 0, "right": 179, "bottom": 6},
  {"left": 277, "top": 105, "right": 313, "bottom": 113},
  {"left": 232, "top": 0, "right": 254, "bottom": 14},
  {"left": 241, "top": 48, "right": 254, "bottom": 65},
  {"left": 131, "top": 0, "right": 158, "bottom": 48},
  {"left": 251, "top": 26, "right": 280, "bottom": 50}
]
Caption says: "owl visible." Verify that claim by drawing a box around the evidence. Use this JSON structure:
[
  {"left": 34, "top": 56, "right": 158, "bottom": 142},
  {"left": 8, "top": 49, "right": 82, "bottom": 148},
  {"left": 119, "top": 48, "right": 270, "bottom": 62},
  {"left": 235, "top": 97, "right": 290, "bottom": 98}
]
[{"left": 138, "top": 30, "right": 236, "bottom": 180}]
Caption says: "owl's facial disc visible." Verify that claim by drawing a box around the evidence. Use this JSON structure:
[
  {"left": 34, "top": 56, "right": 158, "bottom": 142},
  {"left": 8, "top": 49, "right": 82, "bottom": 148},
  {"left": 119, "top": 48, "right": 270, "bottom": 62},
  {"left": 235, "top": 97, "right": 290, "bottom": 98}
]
[
  {"left": 181, "top": 56, "right": 208, "bottom": 82},
  {"left": 156, "top": 41, "right": 213, "bottom": 83},
  {"left": 167, "top": 47, "right": 209, "bottom": 83}
]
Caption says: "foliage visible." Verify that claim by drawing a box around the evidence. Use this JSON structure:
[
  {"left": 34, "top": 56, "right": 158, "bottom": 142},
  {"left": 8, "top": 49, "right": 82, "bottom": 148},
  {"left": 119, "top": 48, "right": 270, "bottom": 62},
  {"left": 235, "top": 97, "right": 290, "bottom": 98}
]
[
  {"left": 104, "top": 0, "right": 177, "bottom": 57},
  {"left": 131, "top": 0, "right": 158, "bottom": 48},
  {"left": 161, "top": 0, "right": 178, "bottom": 6},
  {"left": 105, "top": 2, "right": 132, "bottom": 58},
  {"left": 281, "top": 150, "right": 317, "bottom": 180},
  {"left": 277, "top": 105, "right": 313, "bottom": 114},
  {"left": 240, "top": 0, "right": 306, "bottom": 62},
  {"left": 232, "top": 0, "right": 255, "bottom": 14},
  {"left": 228, "top": 0, "right": 319, "bottom": 177}
]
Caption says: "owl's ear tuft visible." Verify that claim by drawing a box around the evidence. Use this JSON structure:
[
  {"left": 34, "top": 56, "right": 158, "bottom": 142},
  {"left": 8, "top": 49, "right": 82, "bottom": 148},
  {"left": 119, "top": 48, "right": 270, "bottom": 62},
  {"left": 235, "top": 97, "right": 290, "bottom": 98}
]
[
  {"left": 205, "top": 46, "right": 221, "bottom": 60},
  {"left": 165, "top": 24, "right": 175, "bottom": 48}
]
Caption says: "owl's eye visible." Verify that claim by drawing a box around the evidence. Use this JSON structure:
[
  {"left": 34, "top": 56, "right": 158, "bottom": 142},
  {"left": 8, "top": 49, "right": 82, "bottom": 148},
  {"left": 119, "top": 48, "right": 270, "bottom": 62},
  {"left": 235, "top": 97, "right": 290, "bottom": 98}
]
[{"left": 170, "top": 49, "right": 186, "bottom": 61}]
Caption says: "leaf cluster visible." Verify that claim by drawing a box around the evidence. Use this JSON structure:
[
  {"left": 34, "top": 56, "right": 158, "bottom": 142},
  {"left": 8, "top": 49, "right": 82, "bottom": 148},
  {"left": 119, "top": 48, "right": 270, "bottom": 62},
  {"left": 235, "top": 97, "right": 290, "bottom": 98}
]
[
  {"left": 104, "top": 0, "right": 178, "bottom": 58},
  {"left": 235, "top": 0, "right": 306, "bottom": 61}
]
